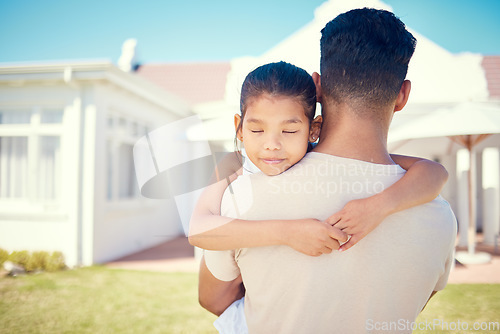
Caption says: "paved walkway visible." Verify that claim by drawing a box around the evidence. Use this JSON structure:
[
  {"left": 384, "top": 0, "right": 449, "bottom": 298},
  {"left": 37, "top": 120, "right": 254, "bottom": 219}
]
[
  {"left": 106, "top": 235, "right": 500, "bottom": 284},
  {"left": 106, "top": 236, "right": 199, "bottom": 273},
  {"left": 450, "top": 241, "right": 500, "bottom": 283}
]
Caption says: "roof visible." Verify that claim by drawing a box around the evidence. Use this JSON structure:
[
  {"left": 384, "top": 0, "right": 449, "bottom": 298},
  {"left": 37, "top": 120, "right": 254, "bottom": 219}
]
[
  {"left": 482, "top": 56, "right": 500, "bottom": 99},
  {"left": 136, "top": 62, "right": 231, "bottom": 106},
  {"left": 0, "top": 61, "right": 192, "bottom": 117}
]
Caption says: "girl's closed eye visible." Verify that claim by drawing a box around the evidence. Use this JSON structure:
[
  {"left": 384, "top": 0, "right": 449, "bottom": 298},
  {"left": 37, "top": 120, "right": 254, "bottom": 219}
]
[
  {"left": 250, "top": 129, "right": 264, "bottom": 133},
  {"left": 283, "top": 130, "right": 298, "bottom": 134}
]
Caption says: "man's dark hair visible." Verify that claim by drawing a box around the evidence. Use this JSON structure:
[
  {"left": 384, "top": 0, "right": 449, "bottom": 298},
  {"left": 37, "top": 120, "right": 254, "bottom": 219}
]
[{"left": 320, "top": 8, "right": 416, "bottom": 111}]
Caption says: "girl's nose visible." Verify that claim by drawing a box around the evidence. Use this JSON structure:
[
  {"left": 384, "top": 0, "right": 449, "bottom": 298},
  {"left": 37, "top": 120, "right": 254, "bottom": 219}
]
[{"left": 264, "top": 134, "right": 281, "bottom": 150}]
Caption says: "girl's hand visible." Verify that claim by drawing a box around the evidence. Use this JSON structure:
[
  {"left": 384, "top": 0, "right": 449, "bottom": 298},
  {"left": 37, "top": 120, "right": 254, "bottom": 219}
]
[
  {"left": 325, "top": 196, "right": 389, "bottom": 252},
  {"left": 283, "top": 219, "right": 348, "bottom": 257}
]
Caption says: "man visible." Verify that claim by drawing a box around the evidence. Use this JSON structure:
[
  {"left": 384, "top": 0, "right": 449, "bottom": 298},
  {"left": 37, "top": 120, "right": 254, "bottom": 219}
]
[{"left": 199, "top": 8, "right": 457, "bottom": 333}]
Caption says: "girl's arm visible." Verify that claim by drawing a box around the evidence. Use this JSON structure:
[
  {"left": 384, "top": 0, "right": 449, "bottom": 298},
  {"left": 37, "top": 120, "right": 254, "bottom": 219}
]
[
  {"left": 326, "top": 155, "right": 448, "bottom": 251},
  {"left": 188, "top": 154, "right": 347, "bottom": 256}
]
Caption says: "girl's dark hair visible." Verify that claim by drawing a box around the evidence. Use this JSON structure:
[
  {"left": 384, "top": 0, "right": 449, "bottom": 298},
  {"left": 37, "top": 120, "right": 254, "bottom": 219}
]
[{"left": 236, "top": 61, "right": 317, "bottom": 135}]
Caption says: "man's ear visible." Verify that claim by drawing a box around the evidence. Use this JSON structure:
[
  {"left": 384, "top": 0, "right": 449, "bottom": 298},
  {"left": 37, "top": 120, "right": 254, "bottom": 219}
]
[
  {"left": 312, "top": 72, "right": 322, "bottom": 104},
  {"left": 234, "top": 114, "right": 243, "bottom": 141},
  {"left": 309, "top": 115, "right": 322, "bottom": 143},
  {"left": 394, "top": 80, "right": 411, "bottom": 112}
]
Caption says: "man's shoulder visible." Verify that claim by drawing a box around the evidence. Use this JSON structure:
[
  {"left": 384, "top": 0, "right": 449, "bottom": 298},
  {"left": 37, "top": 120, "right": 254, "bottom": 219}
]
[
  {"left": 401, "top": 195, "right": 457, "bottom": 235},
  {"left": 424, "top": 195, "right": 456, "bottom": 217}
]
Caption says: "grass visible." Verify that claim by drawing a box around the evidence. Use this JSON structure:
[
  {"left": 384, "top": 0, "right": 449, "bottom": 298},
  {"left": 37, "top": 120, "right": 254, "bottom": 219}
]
[
  {"left": 0, "top": 267, "right": 499, "bottom": 334},
  {"left": 0, "top": 267, "right": 217, "bottom": 334},
  {"left": 415, "top": 284, "right": 500, "bottom": 334}
]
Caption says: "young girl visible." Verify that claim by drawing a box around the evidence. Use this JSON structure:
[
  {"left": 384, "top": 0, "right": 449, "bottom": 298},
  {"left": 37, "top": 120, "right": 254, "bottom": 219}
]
[{"left": 189, "top": 61, "right": 448, "bottom": 332}]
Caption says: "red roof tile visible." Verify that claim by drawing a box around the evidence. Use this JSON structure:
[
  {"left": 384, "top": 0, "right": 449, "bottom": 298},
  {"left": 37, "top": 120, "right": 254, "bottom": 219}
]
[
  {"left": 136, "top": 62, "right": 231, "bottom": 106},
  {"left": 482, "top": 55, "right": 500, "bottom": 99}
]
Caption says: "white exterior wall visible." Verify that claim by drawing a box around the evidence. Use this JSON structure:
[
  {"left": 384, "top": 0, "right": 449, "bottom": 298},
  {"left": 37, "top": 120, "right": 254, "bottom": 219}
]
[
  {"left": 0, "top": 83, "right": 83, "bottom": 266},
  {"left": 0, "top": 63, "right": 191, "bottom": 267},
  {"left": 91, "top": 83, "right": 184, "bottom": 264}
]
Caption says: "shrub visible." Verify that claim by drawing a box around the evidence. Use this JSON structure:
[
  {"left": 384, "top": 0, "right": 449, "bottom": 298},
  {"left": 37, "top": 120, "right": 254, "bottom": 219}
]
[
  {"left": 9, "top": 250, "right": 30, "bottom": 268},
  {"left": 25, "top": 251, "right": 50, "bottom": 272},
  {"left": 0, "top": 248, "right": 9, "bottom": 268},
  {"left": 45, "top": 251, "right": 66, "bottom": 272},
  {"left": 5, "top": 250, "right": 67, "bottom": 273}
]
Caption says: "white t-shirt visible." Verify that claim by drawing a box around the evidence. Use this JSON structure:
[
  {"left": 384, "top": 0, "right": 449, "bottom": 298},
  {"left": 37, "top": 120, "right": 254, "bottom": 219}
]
[{"left": 205, "top": 152, "right": 457, "bottom": 334}]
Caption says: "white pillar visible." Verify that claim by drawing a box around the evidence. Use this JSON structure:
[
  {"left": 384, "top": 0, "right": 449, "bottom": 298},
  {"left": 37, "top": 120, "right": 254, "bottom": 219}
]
[
  {"left": 440, "top": 154, "right": 457, "bottom": 212},
  {"left": 482, "top": 148, "right": 500, "bottom": 245},
  {"left": 80, "top": 103, "right": 97, "bottom": 266},
  {"left": 456, "top": 149, "right": 470, "bottom": 247}
]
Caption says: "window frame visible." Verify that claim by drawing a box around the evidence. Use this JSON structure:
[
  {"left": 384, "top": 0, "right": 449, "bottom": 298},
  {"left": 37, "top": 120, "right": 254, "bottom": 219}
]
[
  {"left": 0, "top": 106, "right": 66, "bottom": 216},
  {"left": 105, "top": 111, "right": 150, "bottom": 205}
]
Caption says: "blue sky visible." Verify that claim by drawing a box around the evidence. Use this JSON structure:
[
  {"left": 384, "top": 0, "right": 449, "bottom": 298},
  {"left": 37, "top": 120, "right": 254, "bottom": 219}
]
[{"left": 1, "top": 0, "right": 499, "bottom": 64}]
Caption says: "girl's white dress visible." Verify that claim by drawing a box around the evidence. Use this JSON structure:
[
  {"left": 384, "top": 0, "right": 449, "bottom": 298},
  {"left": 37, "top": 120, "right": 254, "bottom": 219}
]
[{"left": 213, "top": 297, "right": 247, "bottom": 334}]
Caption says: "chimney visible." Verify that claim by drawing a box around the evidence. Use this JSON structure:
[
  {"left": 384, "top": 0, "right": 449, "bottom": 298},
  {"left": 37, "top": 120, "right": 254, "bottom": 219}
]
[{"left": 118, "top": 38, "right": 139, "bottom": 72}]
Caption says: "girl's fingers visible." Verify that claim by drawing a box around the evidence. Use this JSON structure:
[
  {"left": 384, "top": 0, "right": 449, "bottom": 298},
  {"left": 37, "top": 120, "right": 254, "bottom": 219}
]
[
  {"left": 327, "top": 213, "right": 342, "bottom": 226},
  {"left": 335, "top": 221, "right": 348, "bottom": 231},
  {"left": 322, "top": 246, "right": 333, "bottom": 254},
  {"left": 339, "top": 234, "right": 360, "bottom": 252},
  {"left": 328, "top": 225, "right": 348, "bottom": 243},
  {"left": 332, "top": 218, "right": 343, "bottom": 228}
]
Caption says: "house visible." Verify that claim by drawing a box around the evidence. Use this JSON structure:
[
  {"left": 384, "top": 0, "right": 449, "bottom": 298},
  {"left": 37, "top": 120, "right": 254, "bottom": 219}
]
[
  {"left": 0, "top": 61, "right": 192, "bottom": 266},
  {"left": 1, "top": 0, "right": 499, "bottom": 267}
]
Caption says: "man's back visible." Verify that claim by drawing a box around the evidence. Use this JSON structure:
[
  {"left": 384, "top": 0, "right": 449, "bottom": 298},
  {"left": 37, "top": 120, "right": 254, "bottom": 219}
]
[{"left": 213, "top": 152, "right": 456, "bottom": 333}]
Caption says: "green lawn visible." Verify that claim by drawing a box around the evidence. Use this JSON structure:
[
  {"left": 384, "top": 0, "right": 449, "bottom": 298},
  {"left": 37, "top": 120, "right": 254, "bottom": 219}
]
[
  {"left": 0, "top": 267, "right": 498, "bottom": 334},
  {"left": 0, "top": 267, "right": 217, "bottom": 334},
  {"left": 415, "top": 284, "right": 500, "bottom": 334}
]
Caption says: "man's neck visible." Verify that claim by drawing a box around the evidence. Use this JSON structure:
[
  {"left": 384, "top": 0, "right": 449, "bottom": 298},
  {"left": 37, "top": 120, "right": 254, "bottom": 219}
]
[{"left": 313, "top": 105, "right": 395, "bottom": 165}]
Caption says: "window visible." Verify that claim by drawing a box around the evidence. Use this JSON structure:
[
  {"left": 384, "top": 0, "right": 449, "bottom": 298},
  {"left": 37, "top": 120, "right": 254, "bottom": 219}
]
[
  {"left": 0, "top": 136, "right": 28, "bottom": 198},
  {"left": 117, "top": 143, "right": 139, "bottom": 199},
  {"left": 0, "top": 108, "right": 63, "bottom": 208},
  {"left": 106, "top": 114, "right": 146, "bottom": 201},
  {"left": 40, "top": 110, "right": 63, "bottom": 124},
  {"left": 0, "top": 110, "right": 31, "bottom": 124},
  {"left": 36, "top": 136, "right": 61, "bottom": 200}
]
